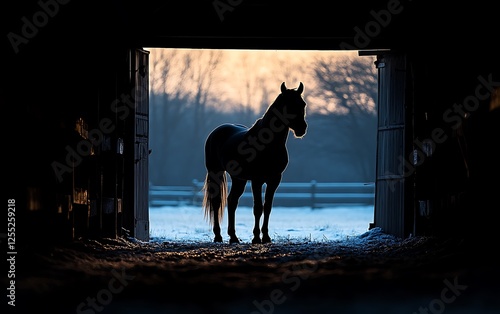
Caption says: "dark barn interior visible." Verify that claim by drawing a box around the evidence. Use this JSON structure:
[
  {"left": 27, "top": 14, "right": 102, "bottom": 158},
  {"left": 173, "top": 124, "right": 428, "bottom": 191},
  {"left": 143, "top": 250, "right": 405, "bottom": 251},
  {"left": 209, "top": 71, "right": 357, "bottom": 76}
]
[{"left": 4, "top": 0, "right": 500, "bottom": 313}]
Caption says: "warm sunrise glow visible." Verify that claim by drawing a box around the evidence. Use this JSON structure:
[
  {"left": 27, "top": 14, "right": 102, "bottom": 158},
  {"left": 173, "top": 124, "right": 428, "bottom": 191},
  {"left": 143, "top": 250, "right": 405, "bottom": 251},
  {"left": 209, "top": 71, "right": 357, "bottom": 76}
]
[{"left": 146, "top": 48, "right": 375, "bottom": 114}]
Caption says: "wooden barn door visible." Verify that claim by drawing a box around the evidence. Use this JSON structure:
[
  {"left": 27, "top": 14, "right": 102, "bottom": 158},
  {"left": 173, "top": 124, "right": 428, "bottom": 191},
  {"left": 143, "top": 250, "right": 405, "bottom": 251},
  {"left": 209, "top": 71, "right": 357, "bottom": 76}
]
[
  {"left": 373, "top": 53, "right": 414, "bottom": 238},
  {"left": 131, "top": 48, "right": 150, "bottom": 241}
]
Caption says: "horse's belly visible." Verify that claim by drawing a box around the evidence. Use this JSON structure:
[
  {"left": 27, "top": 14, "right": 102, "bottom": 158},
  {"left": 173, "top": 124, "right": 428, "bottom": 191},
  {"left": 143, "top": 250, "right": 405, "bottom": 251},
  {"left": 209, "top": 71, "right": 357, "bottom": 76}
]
[{"left": 224, "top": 150, "right": 289, "bottom": 180}]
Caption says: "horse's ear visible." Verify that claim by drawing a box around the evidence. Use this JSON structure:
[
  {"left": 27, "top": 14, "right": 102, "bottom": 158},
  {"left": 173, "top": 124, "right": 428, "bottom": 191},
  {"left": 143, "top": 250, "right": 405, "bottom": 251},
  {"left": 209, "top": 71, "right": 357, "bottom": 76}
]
[
  {"left": 297, "top": 82, "right": 304, "bottom": 94},
  {"left": 281, "top": 82, "right": 286, "bottom": 93}
]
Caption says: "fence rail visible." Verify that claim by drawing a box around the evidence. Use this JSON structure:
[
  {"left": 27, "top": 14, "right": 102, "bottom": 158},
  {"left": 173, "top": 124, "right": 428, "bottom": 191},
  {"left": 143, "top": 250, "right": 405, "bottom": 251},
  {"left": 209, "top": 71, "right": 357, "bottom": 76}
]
[{"left": 149, "top": 180, "right": 375, "bottom": 209}]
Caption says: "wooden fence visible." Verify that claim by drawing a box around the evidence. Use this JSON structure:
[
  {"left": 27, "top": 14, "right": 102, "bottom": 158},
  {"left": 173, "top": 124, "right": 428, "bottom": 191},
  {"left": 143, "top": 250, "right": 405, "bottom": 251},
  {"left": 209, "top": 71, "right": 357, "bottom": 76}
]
[{"left": 149, "top": 180, "right": 375, "bottom": 209}]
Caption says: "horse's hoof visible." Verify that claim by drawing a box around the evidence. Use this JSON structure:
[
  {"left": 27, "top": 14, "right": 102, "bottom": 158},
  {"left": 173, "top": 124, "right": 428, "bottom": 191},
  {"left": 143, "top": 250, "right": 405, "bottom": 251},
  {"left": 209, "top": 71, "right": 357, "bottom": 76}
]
[
  {"left": 214, "top": 235, "right": 223, "bottom": 243},
  {"left": 262, "top": 236, "right": 272, "bottom": 243},
  {"left": 229, "top": 237, "right": 240, "bottom": 244},
  {"left": 252, "top": 237, "right": 262, "bottom": 244}
]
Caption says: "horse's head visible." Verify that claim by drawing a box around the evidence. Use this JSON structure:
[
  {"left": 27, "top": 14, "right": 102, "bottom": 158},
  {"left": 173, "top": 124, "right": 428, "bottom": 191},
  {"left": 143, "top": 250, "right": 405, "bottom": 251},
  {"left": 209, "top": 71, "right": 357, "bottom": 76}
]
[{"left": 278, "top": 82, "right": 308, "bottom": 138}]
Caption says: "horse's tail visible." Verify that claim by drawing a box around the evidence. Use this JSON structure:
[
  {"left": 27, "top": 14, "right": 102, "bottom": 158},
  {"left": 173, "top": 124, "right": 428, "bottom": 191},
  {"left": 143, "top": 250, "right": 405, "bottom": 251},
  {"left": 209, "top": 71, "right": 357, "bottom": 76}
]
[{"left": 202, "top": 170, "right": 227, "bottom": 227}]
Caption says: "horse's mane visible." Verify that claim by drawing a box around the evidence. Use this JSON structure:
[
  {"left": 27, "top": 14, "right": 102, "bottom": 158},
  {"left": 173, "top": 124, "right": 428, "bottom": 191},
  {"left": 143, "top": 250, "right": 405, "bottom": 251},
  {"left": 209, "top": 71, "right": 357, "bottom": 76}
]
[{"left": 247, "top": 118, "right": 263, "bottom": 134}]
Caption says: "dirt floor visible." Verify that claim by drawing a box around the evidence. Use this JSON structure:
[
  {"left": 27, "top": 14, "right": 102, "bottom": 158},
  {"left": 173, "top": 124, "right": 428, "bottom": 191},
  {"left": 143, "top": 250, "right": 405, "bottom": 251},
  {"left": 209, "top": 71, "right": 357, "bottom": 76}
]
[{"left": 9, "top": 229, "right": 500, "bottom": 314}]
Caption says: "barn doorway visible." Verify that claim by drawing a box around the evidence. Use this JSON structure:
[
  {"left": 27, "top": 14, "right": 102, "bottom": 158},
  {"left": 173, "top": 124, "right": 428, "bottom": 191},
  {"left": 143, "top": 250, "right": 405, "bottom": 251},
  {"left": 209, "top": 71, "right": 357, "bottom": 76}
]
[{"left": 145, "top": 48, "right": 379, "bottom": 243}]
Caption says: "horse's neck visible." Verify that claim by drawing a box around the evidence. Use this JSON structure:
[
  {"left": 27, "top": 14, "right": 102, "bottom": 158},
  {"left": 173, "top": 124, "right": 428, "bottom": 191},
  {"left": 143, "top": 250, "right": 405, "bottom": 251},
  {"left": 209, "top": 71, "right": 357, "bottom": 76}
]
[{"left": 260, "top": 106, "right": 289, "bottom": 144}]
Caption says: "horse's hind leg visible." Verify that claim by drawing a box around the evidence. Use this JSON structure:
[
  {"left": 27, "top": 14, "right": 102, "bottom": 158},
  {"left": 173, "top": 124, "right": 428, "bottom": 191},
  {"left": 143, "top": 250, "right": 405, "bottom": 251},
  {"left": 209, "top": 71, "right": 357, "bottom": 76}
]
[
  {"left": 211, "top": 191, "right": 223, "bottom": 243},
  {"left": 227, "top": 178, "right": 246, "bottom": 244},
  {"left": 206, "top": 170, "right": 225, "bottom": 243}
]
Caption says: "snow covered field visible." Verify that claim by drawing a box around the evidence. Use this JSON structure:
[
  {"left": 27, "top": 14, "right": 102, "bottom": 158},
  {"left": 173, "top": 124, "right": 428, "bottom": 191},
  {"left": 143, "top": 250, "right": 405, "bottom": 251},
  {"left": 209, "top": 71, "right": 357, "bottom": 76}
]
[{"left": 149, "top": 204, "right": 374, "bottom": 243}]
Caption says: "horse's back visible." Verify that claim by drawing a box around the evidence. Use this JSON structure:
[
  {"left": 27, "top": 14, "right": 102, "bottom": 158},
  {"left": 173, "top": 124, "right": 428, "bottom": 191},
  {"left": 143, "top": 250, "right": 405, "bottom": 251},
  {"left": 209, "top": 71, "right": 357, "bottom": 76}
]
[
  {"left": 205, "top": 123, "right": 248, "bottom": 169},
  {"left": 206, "top": 123, "right": 248, "bottom": 143}
]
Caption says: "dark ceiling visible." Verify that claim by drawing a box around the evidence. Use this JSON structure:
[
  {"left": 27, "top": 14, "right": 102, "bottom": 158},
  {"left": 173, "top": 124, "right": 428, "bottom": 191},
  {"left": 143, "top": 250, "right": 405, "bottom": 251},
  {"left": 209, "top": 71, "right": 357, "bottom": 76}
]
[{"left": 4, "top": 0, "right": 497, "bottom": 54}]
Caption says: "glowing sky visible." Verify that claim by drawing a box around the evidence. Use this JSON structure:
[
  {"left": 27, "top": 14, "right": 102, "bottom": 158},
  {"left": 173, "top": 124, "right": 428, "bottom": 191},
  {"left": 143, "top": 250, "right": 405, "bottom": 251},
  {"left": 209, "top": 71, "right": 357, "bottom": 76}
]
[{"left": 146, "top": 48, "right": 371, "bottom": 114}]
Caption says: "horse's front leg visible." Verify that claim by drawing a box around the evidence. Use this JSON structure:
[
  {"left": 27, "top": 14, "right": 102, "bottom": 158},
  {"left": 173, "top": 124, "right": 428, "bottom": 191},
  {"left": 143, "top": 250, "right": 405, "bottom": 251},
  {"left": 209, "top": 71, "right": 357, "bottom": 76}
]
[
  {"left": 251, "top": 180, "right": 264, "bottom": 244},
  {"left": 261, "top": 176, "right": 281, "bottom": 244},
  {"left": 227, "top": 178, "right": 246, "bottom": 244}
]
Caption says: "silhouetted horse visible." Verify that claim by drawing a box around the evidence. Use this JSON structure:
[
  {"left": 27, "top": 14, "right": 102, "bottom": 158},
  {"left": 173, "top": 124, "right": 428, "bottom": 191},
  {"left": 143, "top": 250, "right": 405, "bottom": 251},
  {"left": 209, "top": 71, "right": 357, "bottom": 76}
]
[{"left": 203, "top": 82, "right": 308, "bottom": 244}]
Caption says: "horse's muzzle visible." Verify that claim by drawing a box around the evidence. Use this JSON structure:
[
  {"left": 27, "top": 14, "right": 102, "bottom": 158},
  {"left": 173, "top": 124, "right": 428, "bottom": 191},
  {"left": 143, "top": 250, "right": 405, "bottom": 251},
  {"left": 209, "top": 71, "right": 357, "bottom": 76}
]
[{"left": 292, "top": 122, "right": 307, "bottom": 138}]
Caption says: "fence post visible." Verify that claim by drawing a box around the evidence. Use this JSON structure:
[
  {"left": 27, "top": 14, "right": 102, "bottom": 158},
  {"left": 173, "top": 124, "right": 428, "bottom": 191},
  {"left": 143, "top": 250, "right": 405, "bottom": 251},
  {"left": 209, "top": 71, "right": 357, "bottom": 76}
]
[{"left": 310, "top": 180, "right": 317, "bottom": 210}]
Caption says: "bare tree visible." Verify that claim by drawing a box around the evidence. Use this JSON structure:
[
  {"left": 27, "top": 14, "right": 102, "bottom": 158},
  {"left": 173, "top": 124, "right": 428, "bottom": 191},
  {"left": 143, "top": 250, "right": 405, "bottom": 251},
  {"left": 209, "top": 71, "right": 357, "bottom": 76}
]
[
  {"left": 187, "top": 50, "right": 223, "bottom": 141},
  {"left": 150, "top": 49, "right": 222, "bottom": 138},
  {"left": 311, "top": 54, "right": 378, "bottom": 180},
  {"left": 149, "top": 49, "right": 194, "bottom": 184},
  {"left": 236, "top": 52, "right": 287, "bottom": 125}
]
